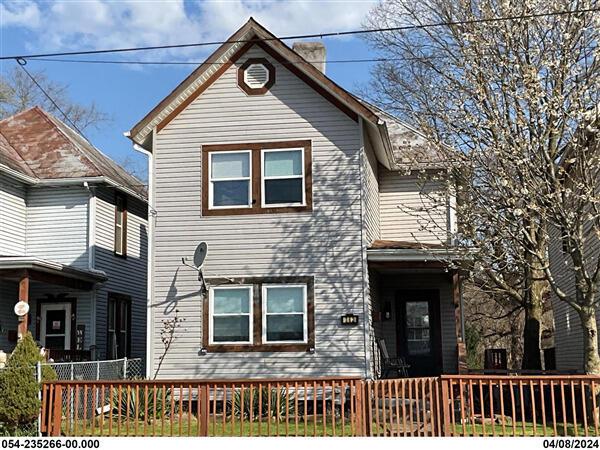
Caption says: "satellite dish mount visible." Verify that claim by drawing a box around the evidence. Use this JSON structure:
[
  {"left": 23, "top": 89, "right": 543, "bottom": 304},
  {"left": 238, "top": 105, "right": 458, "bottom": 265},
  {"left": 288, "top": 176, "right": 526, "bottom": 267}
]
[{"left": 182, "top": 242, "right": 208, "bottom": 294}]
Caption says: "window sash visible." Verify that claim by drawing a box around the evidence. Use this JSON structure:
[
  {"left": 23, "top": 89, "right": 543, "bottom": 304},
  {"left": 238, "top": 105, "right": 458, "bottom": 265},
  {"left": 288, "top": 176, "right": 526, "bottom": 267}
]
[
  {"left": 114, "top": 196, "right": 126, "bottom": 255},
  {"left": 208, "top": 151, "right": 252, "bottom": 209},
  {"left": 261, "top": 149, "right": 305, "bottom": 207},
  {"left": 108, "top": 297, "right": 129, "bottom": 359},
  {"left": 209, "top": 286, "right": 253, "bottom": 344},
  {"left": 262, "top": 284, "right": 308, "bottom": 344}
]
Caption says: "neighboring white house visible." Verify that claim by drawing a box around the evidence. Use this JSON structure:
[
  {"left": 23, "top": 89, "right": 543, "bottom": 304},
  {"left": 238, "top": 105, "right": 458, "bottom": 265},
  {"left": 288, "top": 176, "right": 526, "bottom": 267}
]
[
  {"left": 0, "top": 107, "right": 148, "bottom": 364},
  {"left": 128, "top": 18, "right": 464, "bottom": 380},
  {"left": 548, "top": 116, "right": 600, "bottom": 373}
]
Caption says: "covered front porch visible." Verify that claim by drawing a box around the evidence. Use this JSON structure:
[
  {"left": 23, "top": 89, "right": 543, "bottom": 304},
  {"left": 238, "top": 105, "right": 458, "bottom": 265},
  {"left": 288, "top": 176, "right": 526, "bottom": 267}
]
[
  {"left": 0, "top": 256, "right": 106, "bottom": 361},
  {"left": 368, "top": 241, "right": 467, "bottom": 378}
]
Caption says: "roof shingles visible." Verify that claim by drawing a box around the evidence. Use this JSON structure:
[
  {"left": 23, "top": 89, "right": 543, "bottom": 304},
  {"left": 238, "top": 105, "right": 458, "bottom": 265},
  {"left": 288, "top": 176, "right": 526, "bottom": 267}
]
[{"left": 0, "top": 107, "right": 146, "bottom": 197}]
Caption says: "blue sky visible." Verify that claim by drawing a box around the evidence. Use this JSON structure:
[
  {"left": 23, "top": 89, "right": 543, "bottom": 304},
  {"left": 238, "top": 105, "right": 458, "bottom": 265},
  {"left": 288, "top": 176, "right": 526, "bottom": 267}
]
[{"left": 0, "top": 1, "right": 379, "bottom": 180}]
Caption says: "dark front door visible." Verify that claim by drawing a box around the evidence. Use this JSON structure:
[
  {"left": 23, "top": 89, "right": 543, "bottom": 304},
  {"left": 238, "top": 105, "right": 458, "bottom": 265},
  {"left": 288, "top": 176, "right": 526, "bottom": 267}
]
[{"left": 396, "top": 290, "right": 442, "bottom": 376}]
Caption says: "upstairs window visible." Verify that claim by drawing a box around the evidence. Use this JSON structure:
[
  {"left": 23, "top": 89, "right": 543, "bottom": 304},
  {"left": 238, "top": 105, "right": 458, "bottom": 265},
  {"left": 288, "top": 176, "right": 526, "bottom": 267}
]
[
  {"left": 202, "top": 140, "right": 312, "bottom": 216},
  {"left": 209, "top": 151, "right": 252, "bottom": 209},
  {"left": 262, "top": 149, "right": 305, "bottom": 207},
  {"left": 114, "top": 194, "right": 127, "bottom": 256}
]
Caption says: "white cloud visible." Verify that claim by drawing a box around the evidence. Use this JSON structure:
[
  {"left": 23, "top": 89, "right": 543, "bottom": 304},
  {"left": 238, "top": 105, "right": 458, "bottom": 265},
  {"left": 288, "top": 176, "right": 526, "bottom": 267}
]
[
  {"left": 1, "top": 0, "right": 376, "bottom": 60},
  {"left": 1, "top": 1, "right": 41, "bottom": 28}
]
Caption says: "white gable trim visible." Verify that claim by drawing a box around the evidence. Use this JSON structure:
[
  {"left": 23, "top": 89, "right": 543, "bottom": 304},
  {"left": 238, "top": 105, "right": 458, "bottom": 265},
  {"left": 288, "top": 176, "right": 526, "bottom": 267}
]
[{"left": 134, "top": 40, "right": 247, "bottom": 144}]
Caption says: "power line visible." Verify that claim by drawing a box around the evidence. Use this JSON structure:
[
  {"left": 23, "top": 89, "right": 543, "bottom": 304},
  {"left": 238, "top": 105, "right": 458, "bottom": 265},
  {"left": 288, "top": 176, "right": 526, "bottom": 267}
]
[
  {"left": 15, "top": 60, "right": 93, "bottom": 146},
  {"left": 26, "top": 56, "right": 409, "bottom": 66},
  {"left": 24, "top": 41, "right": 598, "bottom": 67},
  {"left": 2, "top": 7, "right": 598, "bottom": 61}
]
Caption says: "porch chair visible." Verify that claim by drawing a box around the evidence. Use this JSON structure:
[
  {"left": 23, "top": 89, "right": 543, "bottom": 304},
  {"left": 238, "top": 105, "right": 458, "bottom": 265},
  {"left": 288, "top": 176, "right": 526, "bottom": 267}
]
[{"left": 376, "top": 338, "right": 410, "bottom": 378}]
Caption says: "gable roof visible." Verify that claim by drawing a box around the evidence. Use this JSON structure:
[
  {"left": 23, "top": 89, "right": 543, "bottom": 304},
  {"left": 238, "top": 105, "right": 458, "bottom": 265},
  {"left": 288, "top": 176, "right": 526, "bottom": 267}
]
[
  {"left": 359, "top": 100, "right": 454, "bottom": 169},
  {"left": 128, "top": 17, "right": 449, "bottom": 171},
  {"left": 0, "top": 107, "right": 146, "bottom": 199},
  {"left": 128, "top": 19, "right": 386, "bottom": 146}
]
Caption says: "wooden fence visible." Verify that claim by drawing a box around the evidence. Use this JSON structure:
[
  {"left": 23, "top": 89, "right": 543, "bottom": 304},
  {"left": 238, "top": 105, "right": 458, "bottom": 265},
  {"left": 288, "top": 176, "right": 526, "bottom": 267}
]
[
  {"left": 439, "top": 375, "right": 599, "bottom": 437},
  {"left": 41, "top": 374, "right": 600, "bottom": 437},
  {"left": 41, "top": 377, "right": 365, "bottom": 437}
]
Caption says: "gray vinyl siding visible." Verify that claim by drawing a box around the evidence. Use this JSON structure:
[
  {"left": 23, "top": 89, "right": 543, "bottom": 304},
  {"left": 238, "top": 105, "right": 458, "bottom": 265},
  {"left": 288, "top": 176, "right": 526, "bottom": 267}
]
[
  {"left": 379, "top": 169, "right": 448, "bottom": 244},
  {"left": 93, "top": 187, "right": 148, "bottom": 362},
  {"left": 151, "top": 44, "right": 366, "bottom": 379},
  {"left": 548, "top": 226, "right": 600, "bottom": 372},
  {"left": 374, "top": 273, "right": 457, "bottom": 374},
  {"left": 0, "top": 174, "right": 26, "bottom": 256},
  {"left": 362, "top": 136, "right": 380, "bottom": 245},
  {"left": 361, "top": 136, "right": 380, "bottom": 377},
  {"left": 26, "top": 187, "right": 89, "bottom": 268}
]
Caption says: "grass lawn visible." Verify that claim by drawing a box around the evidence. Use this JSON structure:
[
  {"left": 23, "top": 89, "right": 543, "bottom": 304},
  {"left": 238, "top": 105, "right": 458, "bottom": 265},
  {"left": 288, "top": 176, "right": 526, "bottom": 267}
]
[
  {"left": 63, "top": 416, "right": 356, "bottom": 437},
  {"left": 61, "top": 416, "right": 598, "bottom": 437},
  {"left": 456, "top": 422, "right": 598, "bottom": 437}
]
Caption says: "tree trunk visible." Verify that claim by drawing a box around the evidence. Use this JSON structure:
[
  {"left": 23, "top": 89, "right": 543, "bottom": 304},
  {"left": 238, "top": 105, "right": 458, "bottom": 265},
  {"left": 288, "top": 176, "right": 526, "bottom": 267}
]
[
  {"left": 521, "top": 294, "right": 543, "bottom": 370},
  {"left": 579, "top": 306, "right": 600, "bottom": 375}
]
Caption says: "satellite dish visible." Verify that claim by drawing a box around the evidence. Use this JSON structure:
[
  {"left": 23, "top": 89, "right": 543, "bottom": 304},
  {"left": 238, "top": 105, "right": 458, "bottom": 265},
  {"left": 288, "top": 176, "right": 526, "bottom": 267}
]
[{"left": 193, "top": 242, "right": 208, "bottom": 268}]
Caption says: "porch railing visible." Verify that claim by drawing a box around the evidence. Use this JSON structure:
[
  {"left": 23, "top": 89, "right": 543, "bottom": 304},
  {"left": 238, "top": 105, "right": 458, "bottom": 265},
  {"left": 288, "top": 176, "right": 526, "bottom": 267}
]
[
  {"left": 41, "top": 377, "right": 365, "bottom": 437},
  {"left": 40, "top": 374, "right": 600, "bottom": 437},
  {"left": 439, "top": 374, "right": 599, "bottom": 437}
]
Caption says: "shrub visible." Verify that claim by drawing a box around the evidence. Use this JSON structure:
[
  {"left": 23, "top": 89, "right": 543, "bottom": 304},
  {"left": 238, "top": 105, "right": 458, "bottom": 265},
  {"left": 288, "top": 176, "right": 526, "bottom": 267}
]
[
  {"left": 231, "top": 386, "right": 293, "bottom": 419},
  {"left": 465, "top": 324, "right": 483, "bottom": 370},
  {"left": 112, "top": 382, "right": 168, "bottom": 424},
  {"left": 0, "top": 333, "right": 42, "bottom": 431}
]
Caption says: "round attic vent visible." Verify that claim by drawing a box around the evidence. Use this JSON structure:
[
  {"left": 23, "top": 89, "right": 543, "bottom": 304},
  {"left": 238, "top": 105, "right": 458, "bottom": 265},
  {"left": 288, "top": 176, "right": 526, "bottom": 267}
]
[{"left": 238, "top": 58, "right": 275, "bottom": 95}]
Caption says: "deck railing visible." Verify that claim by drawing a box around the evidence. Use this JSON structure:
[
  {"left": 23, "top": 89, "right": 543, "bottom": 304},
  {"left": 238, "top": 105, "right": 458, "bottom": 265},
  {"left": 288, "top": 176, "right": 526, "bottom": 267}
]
[
  {"left": 41, "top": 377, "right": 365, "bottom": 437},
  {"left": 439, "top": 375, "right": 600, "bottom": 437},
  {"left": 41, "top": 374, "right": 600, "bottom": 437},
  {"left": 366, "top": 377, "right": 441, "bottom": 436}
]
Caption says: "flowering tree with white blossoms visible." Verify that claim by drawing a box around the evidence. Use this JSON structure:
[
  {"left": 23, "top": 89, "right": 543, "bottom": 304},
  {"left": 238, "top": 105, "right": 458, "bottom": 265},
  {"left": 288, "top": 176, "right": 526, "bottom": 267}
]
[{"left": 365, "top": 0, "right": 600, "bottom": 372}]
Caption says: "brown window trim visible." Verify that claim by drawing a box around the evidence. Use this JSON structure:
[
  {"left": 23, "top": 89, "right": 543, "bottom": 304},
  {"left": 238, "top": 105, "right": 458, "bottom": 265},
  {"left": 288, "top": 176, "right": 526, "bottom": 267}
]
[
  {"left": 201, "top": 140, "right": 312, "bottom": 216},
  {"left": 106, "top": 293, "right": 132, "bottom": 359},
  {"left": 238, "top": 58, "right": 276, "bottom": 95},
  {"left": 114, "top": 193, "right": 128, "bottom": 258},
  {"left": 202, "top": 276, "right": 315, "bottom": 353}
]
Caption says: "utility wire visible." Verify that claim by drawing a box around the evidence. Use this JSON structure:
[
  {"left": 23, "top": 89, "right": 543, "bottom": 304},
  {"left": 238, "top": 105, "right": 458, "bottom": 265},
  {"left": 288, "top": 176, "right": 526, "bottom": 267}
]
[
  {"left": 28, "top": 57, "right": 395, "bottom": 65},
  {"left": 23, "top": 42, "right": 599, "bottom": 67},
  {"left": 15, "top": 59, "right": 93, "bottom": 146},
  {"left": 2, "top": 7, "right": 598, "bottom": 61}
]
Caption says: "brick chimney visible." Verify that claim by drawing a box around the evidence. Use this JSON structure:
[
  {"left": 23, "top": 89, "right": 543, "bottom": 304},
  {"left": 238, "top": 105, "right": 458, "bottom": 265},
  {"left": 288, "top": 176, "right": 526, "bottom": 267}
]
[{"left": 292, "top": 42, "right": 326, "bottom": 74}]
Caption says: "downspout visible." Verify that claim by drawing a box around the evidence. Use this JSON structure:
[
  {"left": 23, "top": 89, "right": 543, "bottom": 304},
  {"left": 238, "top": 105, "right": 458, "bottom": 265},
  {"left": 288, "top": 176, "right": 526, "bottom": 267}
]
[
  {"left": 358, "top": 117, "right": 372, "bottom": 379},
  {"left": 84, "top": 182, "right": 97, "bottom": 357},
  {"left": 131, "top": 135, "right": 155, "bottom": 379}
]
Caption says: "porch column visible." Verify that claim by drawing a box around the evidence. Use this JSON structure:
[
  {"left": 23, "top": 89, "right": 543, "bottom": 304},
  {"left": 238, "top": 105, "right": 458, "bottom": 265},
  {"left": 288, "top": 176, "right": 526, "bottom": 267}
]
[
  {"left": 452, "top": 270, "right": 468, "bottom": 373},
  {"left": 17, "top": 273, "right": 29, "bottom": 340}
]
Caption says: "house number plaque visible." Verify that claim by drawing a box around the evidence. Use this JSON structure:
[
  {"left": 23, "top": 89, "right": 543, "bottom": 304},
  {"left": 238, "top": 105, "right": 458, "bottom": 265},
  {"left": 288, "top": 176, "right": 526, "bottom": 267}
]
[{"left": 340, "top": 314, "right": 359, "bottom": 326}]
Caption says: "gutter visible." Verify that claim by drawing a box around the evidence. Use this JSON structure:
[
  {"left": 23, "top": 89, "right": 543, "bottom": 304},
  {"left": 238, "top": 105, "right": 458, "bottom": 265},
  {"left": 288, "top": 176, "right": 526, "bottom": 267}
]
[
  {"left": 366, "top": 248, "right": 467, "bottom": 262},
  {"left": 376, "top": 120, "right": 396, "bottom": 170},
  {"left": 0, "top": 256, "right": 107, "bottom": 283},
  {"left": 132, "top": 133, "right": 155, "bottom": 378},
  {"left": 0, "top": 164, "right": 147, "bottom": 203}
]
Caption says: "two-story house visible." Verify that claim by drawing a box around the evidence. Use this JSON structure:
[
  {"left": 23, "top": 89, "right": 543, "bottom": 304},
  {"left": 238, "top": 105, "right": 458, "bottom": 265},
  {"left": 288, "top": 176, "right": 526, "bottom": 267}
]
[
  {"left": 128, "top": 18, "right": 464, "bottom": 379},
  {"left": 0, "top": 107, "right": 148, "bottom": 363}
]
